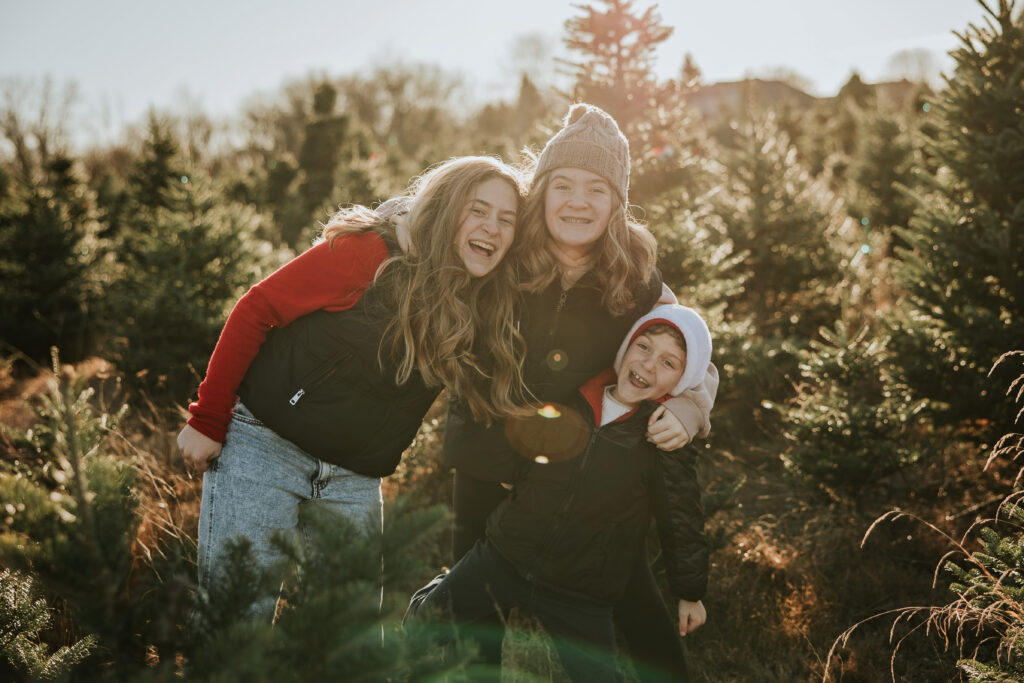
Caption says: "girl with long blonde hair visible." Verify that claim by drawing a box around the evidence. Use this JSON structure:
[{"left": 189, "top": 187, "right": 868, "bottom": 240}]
[{"left": 178, "top": 155, "right": 528, "bottom": 621}]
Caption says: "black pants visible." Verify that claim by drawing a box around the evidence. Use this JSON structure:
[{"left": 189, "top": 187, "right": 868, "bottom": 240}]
[
  {"left": 451, "top": 470, "right": 690, "bottom": 683},
  {"left": 417, "top": 539, "right": 619, "bottom": 682}
]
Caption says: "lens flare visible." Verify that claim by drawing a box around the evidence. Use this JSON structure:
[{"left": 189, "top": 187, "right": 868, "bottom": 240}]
[
  {"left": 537, "top": 405, "right": 561, "bottom": 419},
  {"left": 546, "top": 349, "right": 569, "bottom": 371}
]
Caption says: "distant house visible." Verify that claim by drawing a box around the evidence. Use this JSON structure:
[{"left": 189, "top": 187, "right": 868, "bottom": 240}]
[
  {"left": 684, "top": 77, "right": 928, "bottom": 119},
  {"left": 685, "top": 79, "right": 817, "bottom": 118}
]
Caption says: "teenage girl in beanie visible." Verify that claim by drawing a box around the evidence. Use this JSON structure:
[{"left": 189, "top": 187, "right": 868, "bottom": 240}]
[
  {"left": 415, "top": 304, "right": 712, "bottom": 682},
  {"left": 443, "top": 105, "right": 718, "bottom": 679},
  {"left": 177, "top": 156, "right": 529, "bottom": 621}
]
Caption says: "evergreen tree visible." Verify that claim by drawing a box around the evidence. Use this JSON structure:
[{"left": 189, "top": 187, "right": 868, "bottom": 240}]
[
  {"left": 778, "top": 322, "right": 928, "bottom": 496},
  {"left": 0, "top": 154, "right": 99, "bottom": 362},
  {"left": 846, "top": 109, "right": 920, "bottom": 255},
  {"left": 714, "top": 112, "right": 847, "bottom": 341},
  {"left": 836, "top": 72, "right": 875, "bottom": 109},
  {"left": 0, "top": 355, "right": 193, "bottom": 679},
  {"left": 97, "top": 120, "right": 285, "bottom": 399},
  {"left": 890, "top": 0, "right": 1024, "bottom": 428},
  {"left": 0, "top": 570, "right": 95, "bottom": 682},
  {"left": 294, "top": 83, "right": 349, "bottom": 247},
  {"left": 564, "top": 0, "right": 672, "bottom": 125},
  {"left": 700, "top": 113, "right": 852, "bottom": 440},
  {"left": 103, "top": 170, "right": 282, "bottom": 399},
  {"left": 129, "top": 116, "right": 183, "bottom": 213},
  {"left": 562, "top": 0, "right": 704, "bottom": 205},
  {"left": 514, "top": 73, "right": 549, "bottom": 138},
  {"left": 915, "top": 351, "right": 1024, "bottom": 680}
]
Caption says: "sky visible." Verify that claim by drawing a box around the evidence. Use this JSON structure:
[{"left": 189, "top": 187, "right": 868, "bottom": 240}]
[{"left": 0, "top": 0, "right": 989, "bottom": 144}]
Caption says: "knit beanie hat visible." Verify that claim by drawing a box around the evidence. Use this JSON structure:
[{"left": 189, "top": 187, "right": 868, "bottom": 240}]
[
  {"left": 614, "top": 304, "right": 712, "bottom": 396},
  {"left": 534, "top": 103, "right": 630, "bottom": 201}
]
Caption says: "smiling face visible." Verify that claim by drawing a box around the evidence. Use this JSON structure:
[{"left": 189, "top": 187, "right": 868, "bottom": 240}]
[
  {"left": 611, "top": 329, "right": 687, "bottom": 407},
  {"left": 543, "top": 167, "right": 614, "bottom": 261},
  {"left": 454, "top": 176, "right": 518, "bottom": 278}
]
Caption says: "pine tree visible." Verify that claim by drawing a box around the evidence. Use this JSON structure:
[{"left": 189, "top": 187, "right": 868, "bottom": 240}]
[
  {"left": 293, "top": 83, "right": 349, "bottom": 247},
  {"left": 890, "top": 0, "right": 1024, "bottom": 428},
  {"left": 183, "top": 500, "right": 478, "bottom": 681},
  {"left": 99, "top": 120, "right": 285, "bottom": 399},
  {"left": 0, "top": 569, "right": 95, "bottom": 682},
  {"left": 940, "top": 351, "right": 1024, "bottom": 680},
  {"left": 836, "top": 72, "right": 875, "bottom": 110},
  {"left": 778, "top": 322, "right": 928, "bottom": 495},
  {"left": 129, "top": 116, "right": 183, "bottom": 213},
  {"left": 562, "top": 0, "right": 704, "bottom": 205},
  {"left": 846, "top": 109, "right": 920, "bottom": 255},
  {"left": 103, "top": 170, "right": 283, "bottom": 399},
  {"left": 0, "top": 353, "right": 194, "bottom": 679},
  {"left": 714, "top": 112, "right": 847, "bottom": 341},
  {"left": 0, "top": 154, "right": 100, "bottom": 362}
]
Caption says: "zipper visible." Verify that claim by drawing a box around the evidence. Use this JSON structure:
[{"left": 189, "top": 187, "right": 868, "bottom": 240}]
[
  {"left": 546, "top": 288, "right": 569, "bottom": 347},
  {"left": 287, "top": 349, "right": 351, "bottom": 406},
  {"left": 536, "top": 428, "right": 600, "bottom": 562}
]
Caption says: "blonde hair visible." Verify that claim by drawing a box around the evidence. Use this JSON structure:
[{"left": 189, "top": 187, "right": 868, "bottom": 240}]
[
  {"left": 515, "top": 170, "right": 657, "bottom": 315},
  {"left": 321, "top": 156, "right": 530, "bottom": 423}
]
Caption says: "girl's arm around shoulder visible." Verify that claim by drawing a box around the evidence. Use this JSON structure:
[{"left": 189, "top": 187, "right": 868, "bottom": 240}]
[
  {"left": 185, "top": 233, "right": 390, "bottom": 444},
  {"left": 660, "top": 362, "right": 719, "bottom": 441},
  {"left": 650, "top": 443, "right": 708, "bottom": 605},
  {"left": 646, "top": 363, "right": 719, "bottom": 451}
]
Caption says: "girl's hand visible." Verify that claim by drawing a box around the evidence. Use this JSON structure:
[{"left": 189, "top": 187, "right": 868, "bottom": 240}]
[
  {"left": 678, "top": 599, "right": 706, "bottom": 636},
  {"left": 177, "top": 424, "right": 222, "bottom": 473},
  {"left": 646, "top": 405, "right": 691, "bottom": 451}
]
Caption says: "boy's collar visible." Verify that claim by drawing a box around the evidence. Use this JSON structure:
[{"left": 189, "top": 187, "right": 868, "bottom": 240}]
[{"left": 578, "top": 369, "right": 671, "bottom": 425}]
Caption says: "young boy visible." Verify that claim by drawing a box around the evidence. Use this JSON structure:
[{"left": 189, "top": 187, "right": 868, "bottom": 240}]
[{"left": 408, "top": 304, "right": 711, "bottom": 683}]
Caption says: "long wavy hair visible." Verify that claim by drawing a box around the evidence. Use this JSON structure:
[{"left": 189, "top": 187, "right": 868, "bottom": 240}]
[
  {"left": 514, "top": 169, "right": 657, "bottom": 316},
  {"left": 320, "top": 157, "right": 530, "bottom": 423}
]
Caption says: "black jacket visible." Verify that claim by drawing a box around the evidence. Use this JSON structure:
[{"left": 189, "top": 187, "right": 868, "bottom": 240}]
[
  {"left": 238, "top": 241, "right": 439, "bottom": 477},
  {"left": 444, "top": 270, "right": 663, "bottom": 481},
  {"left": 485, "top": 371, "right": 708, "bottom": 605}
]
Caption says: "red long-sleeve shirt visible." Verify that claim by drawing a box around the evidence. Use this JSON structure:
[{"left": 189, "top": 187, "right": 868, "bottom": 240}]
[{"left": 187, "top": 231, "right": 391, "bottom": 442}]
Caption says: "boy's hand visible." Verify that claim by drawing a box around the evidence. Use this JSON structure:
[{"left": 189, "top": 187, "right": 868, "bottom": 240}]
[
  {"left": 678, "top": 599, "right": 706, "bottom": 636},
  {"left": 177, "top": 424, "right": 222, "bottom": 473},
  {"left": 646, "top": 405, "right": 691, "bottom": 451}
]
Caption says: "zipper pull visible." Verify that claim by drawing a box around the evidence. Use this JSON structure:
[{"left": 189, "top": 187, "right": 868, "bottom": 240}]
[
  {"left": 556, "top": 289, "right": 568, "bottom": 314},
  {"left": 289, "top": 389, "right": 305, "bottom": 405}
]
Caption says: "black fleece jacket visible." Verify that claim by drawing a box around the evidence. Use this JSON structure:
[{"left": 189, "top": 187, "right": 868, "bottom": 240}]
[
  {"left": 444, "top": 269, "right": 663, "bottom": 482},
  {"left": 485, "top": 369, "right": 708, "bottom": 605}
]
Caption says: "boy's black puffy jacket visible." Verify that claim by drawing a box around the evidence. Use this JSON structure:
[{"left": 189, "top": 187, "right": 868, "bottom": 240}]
[
  {"left": 485, "top": 370, "right": 708, "bottom": 605},
  {"left": 237, "top": 238, "right": 439, "bottom": 477},
  {"left": 444, "top": 270, "right": 663, "bottom": 482}
]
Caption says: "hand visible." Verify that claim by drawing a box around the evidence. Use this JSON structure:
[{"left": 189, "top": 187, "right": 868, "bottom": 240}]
[
  {"left": 678, "top": 599, "right": 706, "bottom": 636},
  {"left": 177, "top": 424, "right": 222, "bottom": 473},
  {"left": 646, "top": 405, "right": 691, "bottom": 451},
  {"left": 657, "top": 283, "right": 679, "bottom": 305}
]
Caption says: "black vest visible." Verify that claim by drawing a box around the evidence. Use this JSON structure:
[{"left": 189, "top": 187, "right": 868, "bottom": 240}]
[{"left": 238, "top": 262, "right": 439, "bottom": 477}]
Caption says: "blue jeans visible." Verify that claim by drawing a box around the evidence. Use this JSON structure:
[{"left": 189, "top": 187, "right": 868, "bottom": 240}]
[
  {"left": 415, "top": 539, "right": 621, "bottom": 683},
  {"left": 197, "top": 402, "right": 383, "bottom": 622}
]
